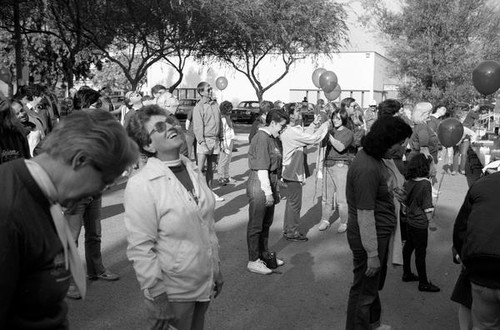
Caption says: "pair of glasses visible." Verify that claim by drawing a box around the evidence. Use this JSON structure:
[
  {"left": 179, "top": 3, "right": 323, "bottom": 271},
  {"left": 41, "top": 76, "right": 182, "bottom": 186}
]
[
  {"left": 149, "top": 119, "right": 170, "bottom": 136},
  {"left": 205, "top": 88, "right": 213, "bottom": 93}
]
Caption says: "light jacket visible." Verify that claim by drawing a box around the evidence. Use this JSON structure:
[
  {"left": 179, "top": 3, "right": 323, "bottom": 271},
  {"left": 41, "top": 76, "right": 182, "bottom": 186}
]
[
  {"left": 281, "top": 122, "right": 329, "bottom": 182},
  {"left": 192, "top": 99, "right": 222, "bottom": 142},
  {"left": 124, "top": 156, "right": 220, "bottom": 302}
]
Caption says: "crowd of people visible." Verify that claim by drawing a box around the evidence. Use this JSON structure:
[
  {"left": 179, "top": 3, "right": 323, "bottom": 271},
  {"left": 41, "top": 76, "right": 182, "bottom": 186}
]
[{"left": 0, "top": 81, "right": 499, "bottom": 330}]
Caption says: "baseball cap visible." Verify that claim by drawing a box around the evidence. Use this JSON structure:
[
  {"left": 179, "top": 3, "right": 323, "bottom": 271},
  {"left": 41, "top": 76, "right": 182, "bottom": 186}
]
[{"left": 369, "top": 100, "right": 377, "bottom": 107}]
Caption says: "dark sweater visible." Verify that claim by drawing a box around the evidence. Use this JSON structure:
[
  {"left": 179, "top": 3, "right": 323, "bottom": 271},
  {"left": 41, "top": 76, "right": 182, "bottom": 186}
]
[
  {"left": 0, "top": 127, "right": 30, "bottom": 164},
  {"left": 0, "top": 159, "right": 71, "bottom": 329},
  {"left": 453, "top": 172, "right": 500, "bottom": 288}
]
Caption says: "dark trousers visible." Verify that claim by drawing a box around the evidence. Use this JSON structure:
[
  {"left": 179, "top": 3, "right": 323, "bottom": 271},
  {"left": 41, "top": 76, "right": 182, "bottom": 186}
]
[
  {"left": 68, "top": 195, "right": 105, "bottom": 277},
  {"left": 346, "top": 233, "right": 390, "bottom": 330},
  {"left": 283, "top": 180, "right": 302, "bottom": 236},
  {"left": 402, "top": 225, "right": 428, "bottom": 284},
  {"left": 247, "top": 171, "right": 276, "bottom": 261}
]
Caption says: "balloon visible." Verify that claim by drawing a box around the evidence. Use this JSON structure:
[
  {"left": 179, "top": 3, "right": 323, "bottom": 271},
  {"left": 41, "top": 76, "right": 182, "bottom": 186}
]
[
  {"left": 0, "top": 66, "right": 11, "bottom": 84},
  {"left": 215, "top": 76, "right": 228, "bottom": 90},
  {"left": 312, "top": 68, "right": 326, "bottom": 88},
  {"left": 472, "top": 60, "right": 500, "bottom": 95},
  {"left": 324, "top": 84, "right": 341, "bottom": 101},
  {"left": 319, "top": 71, "right": 338, "bottom": 93},
  {"left": 438, "top": 118, "right": 464, "bottom": 148}
]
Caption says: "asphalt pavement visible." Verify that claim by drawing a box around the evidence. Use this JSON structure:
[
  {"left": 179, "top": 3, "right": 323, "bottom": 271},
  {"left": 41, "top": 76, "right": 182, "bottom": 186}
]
[{"left": 68, "top": 124, "right": 467, "bottom": 330}]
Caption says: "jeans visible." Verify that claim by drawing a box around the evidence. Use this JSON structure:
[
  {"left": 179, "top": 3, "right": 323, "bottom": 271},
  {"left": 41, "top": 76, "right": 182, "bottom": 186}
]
[
  {"left": 217, "top": 140, "right": 233, "bottom": 179},
  {"left": 322, "top": 163, "right": 348, "bottom": 225},
  {"left": 471, "top": 282, "right": 500, "bottom": 329},
  {"left": 283, "top": 180, "right": 302, "bottom": 236},
  {"left": 67, "top": 195, "right": 105, "bottom": 277},
  {"left": 247, "top": 171, "right": 278, "bottom": 261},
  {"left": 402, "top": 225, "right": 428, "bottom": 284},
  {"left": 453, "top": 139, "right": 470, "bottom": 173},
  {"left": 346, "top": 232, "right": 391, "bottom": 330}
]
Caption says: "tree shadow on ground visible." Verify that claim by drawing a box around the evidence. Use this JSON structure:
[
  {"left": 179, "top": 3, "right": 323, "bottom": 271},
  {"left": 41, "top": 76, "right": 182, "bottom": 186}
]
[
  {"left": 101, "top": 203, "right": 125, "bottom": 221},
  {"left": 215, "top": 193, "right": 248, "bottom": 222}
]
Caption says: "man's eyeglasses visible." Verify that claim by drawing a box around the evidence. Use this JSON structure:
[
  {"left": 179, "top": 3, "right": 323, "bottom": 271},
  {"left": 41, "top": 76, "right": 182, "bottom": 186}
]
[{"left": 204, "top": 87, "right": 213, "bottom": 93}]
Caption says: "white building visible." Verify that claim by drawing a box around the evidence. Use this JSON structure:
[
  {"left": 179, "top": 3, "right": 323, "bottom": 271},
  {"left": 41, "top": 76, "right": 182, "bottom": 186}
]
[{"left": 147, "top": 51, "right": 398, "bottom": 107}]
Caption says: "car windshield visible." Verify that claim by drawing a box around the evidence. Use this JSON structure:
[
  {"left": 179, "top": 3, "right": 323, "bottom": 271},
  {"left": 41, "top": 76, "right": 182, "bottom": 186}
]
[{"left": 238, "top": 102, "right": 259, "bottom": 108}]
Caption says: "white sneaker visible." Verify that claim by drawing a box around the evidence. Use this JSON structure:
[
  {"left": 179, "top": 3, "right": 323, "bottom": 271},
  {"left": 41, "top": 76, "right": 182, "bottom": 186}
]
[
  {"left": 276, "top": 257, "right": 284, "bottom": 267},
  {"left": 213, "top": 192, "right": 225, "bottom": 202},
  {"left": 318, "top": 220, "right": 330, "bottom": 231},
  {"left": 374, "top": 324, "right": 391, "bottom": 330},
  {"left": 247, "top": 259, "right": 272, "bottom": 275},
  {"left": 337, "top": 223, "right": 347, "bottom": 233}
]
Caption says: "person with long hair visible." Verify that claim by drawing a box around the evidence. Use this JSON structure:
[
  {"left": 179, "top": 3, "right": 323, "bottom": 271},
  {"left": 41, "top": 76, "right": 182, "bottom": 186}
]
[
  {"left": 318, "top": 108, "right": 354, "bottom": 233},
  {"left": 345, "top": 116, "right": 412, "bottom": 330},
  {"left": 246, "top": 109, "right": 288, "bottom": 275},
  {"left": 11, "top": 99, "right": 43, "bottom": 156},
  {"left": 125, "top": 105, "right": 222, "bottom": 329},
  {"left": 0, "top": 95, "right": 30, "bottom": 164}
]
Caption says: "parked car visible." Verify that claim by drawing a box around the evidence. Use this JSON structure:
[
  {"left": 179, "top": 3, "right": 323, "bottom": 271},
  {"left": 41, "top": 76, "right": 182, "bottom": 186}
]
[
  {"left": 230, "top": 101, "right": 262, "bottom": 124},
  {"left": 284, "top": 102, "right": 316, "bottom": 126},
  {"left": 175, "top": 98, "right": 198, "bottom": 121}
]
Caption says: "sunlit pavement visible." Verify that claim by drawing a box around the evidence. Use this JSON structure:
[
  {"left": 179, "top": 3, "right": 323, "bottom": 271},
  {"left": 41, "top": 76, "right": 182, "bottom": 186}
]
[{"left": 68, "top": 129, "right": 466, "bottom": 329}]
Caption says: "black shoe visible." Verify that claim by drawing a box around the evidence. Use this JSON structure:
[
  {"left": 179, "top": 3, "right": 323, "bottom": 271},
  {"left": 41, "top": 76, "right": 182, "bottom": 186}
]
[
  {"left": 283, "top": 233, "right": 308, "bottom": 242},
  {"left": 402, "top": 273, "right": 419, "bottom": 282},
  {"left": 418, "top": 282, "right": 440, "bottom": 292}
]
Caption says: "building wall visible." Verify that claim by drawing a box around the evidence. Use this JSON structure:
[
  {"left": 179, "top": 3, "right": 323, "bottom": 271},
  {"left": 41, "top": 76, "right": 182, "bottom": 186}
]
[{"left": 147, "top": 51, "right": 396, "bottom": 107}]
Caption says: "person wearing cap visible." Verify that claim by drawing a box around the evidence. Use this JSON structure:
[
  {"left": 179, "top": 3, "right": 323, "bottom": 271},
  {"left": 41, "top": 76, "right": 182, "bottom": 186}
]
[
  {"left": 364, "top": 100, "right": 378, "bottom": 133},
  {"left": 0, "top": 109, "right": 138, "bottom": 328}
]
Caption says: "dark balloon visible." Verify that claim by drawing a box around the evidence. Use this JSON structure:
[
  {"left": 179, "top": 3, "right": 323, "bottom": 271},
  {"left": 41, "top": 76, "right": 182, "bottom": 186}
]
[
  {"left": 312, "top": 68, "right": 326, "bottom": 88},
  {"left": 438, "top": 118, "right": 464, "bottom": 148},
  {"left": 472, "top": 61, "right": 500, "bottom": 95},
  {"left": 324, "top": 84, "right": 341, "bottom": 101},
  {"left": 215, "top": 76, "right": 228, "bottom": 90},
  {"left": 319, "top": 71, "right": 338, "bottom": 93}
]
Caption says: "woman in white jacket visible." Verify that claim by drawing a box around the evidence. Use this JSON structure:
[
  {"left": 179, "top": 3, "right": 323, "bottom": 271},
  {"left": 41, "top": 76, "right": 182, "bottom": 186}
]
[{"left": 124, "top": 104, "right": 223, "bottom": 330}]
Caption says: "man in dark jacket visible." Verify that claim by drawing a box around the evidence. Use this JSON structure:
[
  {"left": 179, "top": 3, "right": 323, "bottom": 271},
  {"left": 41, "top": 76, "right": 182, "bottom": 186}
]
[
  {"left": 453, "top": 172, "right": 500, "bottom": 329},
  {"left": 0, "top": 110, "right": 138, "bottom": 329}
]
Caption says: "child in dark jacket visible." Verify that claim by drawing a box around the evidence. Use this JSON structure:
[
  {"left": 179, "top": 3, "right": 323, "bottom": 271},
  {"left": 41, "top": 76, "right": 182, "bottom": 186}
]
[{"left": 402, "top": 153, "right": 440, "bottom": 292}]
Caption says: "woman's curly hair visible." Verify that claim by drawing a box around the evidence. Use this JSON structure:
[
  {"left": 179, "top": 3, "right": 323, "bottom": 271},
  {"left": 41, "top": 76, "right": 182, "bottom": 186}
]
[{"left": 361, "top": 116, "right": 412, "bottom": 159}]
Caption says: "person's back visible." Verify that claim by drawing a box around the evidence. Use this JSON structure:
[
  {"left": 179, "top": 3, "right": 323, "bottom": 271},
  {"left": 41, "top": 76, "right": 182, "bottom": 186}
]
[{"left": 455, "top": 172, "right": 500, "bottom": 287}]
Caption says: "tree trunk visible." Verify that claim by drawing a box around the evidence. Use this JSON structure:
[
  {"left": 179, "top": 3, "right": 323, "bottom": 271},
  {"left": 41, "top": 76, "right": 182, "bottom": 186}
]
[
  {"left": 169, "top": 72, "right": 184, "bottom": 93},
  {"left": 256, "top": 90, "right": 264, "bottom": 102}
]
